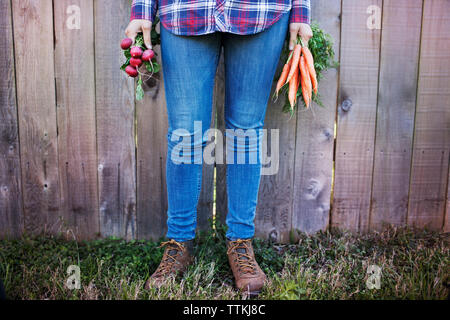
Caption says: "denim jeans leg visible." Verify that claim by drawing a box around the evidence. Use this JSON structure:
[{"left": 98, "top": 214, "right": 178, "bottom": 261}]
[
  {"left": 222, "top": 12, "right": 290, "bottom": 240},
  {"left": 160, "top": 26, "right": 222, "bottom": 242}
]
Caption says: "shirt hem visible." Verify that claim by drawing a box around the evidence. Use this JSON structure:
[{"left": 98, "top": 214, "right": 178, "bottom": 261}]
[{"left": 160, "top": 9, "right": 291, "bottom": 37}]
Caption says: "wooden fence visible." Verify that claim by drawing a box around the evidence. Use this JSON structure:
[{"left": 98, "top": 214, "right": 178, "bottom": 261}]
[{"left": 0, "top": 0, "right": 449, "bottom": 242}]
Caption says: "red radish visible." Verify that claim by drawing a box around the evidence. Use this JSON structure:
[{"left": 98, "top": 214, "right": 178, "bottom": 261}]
[
  {"left": 125, "top": 65, "right": 138, "bottom": 78},
  {"left": 130, "top": 46, "right": 143, "bottom": 58},
  {"left": 142, "top": 49, "right": 155, "bottom": 62},
  {"left": 130, "top": 58, "right": 142, "bottom": 67},
  {"left": 121, "top": 38, "right": 133, "bottom": 50}
]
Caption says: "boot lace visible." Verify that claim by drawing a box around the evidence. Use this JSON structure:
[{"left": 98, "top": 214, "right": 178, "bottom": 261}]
[
  {"left": 153, "top": 240, "right": 186, "bottom": 277},
  {"left": 227, "top": 239, "right": 257, "bottom": 274}
]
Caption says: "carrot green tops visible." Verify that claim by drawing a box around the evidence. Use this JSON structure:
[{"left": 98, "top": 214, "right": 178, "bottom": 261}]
[{"left": 130, "top": 0, "right": 311, "bottom": 35}]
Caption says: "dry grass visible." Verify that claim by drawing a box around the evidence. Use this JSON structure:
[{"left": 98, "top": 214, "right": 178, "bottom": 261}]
[{"left": 0, "top": 226, "right": 448, "bottom": 300}]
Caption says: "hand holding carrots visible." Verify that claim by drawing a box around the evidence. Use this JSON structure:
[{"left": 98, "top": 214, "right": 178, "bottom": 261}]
[{"left": 275, "top": 37, "right": 318, "bottom": 111}]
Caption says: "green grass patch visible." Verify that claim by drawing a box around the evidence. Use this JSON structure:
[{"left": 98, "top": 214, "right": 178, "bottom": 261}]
[{"left": 0, "top": 226, "right": 448, "bottom": 300}]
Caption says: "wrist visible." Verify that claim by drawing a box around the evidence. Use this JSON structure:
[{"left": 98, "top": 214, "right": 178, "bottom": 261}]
[{"left": 289, "top": 3, "right": 311, "bottom": 25}]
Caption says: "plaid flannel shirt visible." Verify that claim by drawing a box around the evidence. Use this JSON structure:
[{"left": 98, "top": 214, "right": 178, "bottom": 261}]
[{"left": 130, "top": 0, "right": 310, "bottom": 35}]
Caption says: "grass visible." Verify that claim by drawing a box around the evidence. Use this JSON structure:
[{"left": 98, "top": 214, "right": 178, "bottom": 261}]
[{"left": 0, "top": 225, "right": 448, "bottom": 300}]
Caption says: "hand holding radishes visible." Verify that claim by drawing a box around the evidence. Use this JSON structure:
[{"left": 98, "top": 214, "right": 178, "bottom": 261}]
[
  {"left": 121, "top": 18, "right": 161, "bottom": 101},
  {"left": 125, "top": 19, "right": 153, "bottom": 49}
]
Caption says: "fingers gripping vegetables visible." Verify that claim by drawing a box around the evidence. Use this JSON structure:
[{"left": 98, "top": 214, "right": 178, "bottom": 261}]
[
  {"left": 120, "top": 17, "right": 161, "bottom": 101},
  {"left": 273, "top": 23, "right": 337, "bottom": 114}
]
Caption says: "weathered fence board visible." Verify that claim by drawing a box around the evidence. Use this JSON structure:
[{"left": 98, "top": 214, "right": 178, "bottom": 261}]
[
  {"left": 446, "top": 171, "right": 450, "bottom": 232},
  {"left": 0, "top": 0, "right": 23, "bottom": 238},
  {"left": 215, "top": 52, "right": 227, "bottom": 226},
  {"left": 95, "top": 0, "right": 137, "bottom": 240},
  {"left": 408, "top": 0, "right": 450, "bottom": 230},
  {"left": 332, "top": 0, "right": 382, "bottom": 232},
  {"left": 292, "top": 0, "right": 341, "bottom": 235},
  {"left": 370, "top": 0, "right": 423, "bottom": 230},
  {"left": 445, "top": 171, "right": 450, "bottom": 232},
  {"left": 254, "top": 70, "right": 297, "bottom": 243},
  {"left": 136, "top": 36, "right": 169, "bottom": 240},
  {"left": 54, "top": 0, "right": 99, "bottom": 239},
  {"left": 12, "top": 0, "right": 61, "bottom": 235}
]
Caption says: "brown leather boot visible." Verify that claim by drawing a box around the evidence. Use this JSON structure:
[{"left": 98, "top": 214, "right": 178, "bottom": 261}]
[
  {"left": 144, "top": 239, "right": 194, "bottom": 289},
  {"left": 227, "top": 239, "right": 267, "bottom": 295}
]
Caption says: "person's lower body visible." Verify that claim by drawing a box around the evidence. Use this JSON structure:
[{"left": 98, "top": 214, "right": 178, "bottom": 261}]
[{"left": 146, "top": 12, "right": 289, "bottom": 294}]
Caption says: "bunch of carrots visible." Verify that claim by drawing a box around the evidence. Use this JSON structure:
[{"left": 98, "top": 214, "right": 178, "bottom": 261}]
[{"left": 275, "top": 38, "right": 318, "bottom": 110}]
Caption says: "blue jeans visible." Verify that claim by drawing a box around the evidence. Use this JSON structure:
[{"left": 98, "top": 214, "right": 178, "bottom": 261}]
[{"left": 161, "top": 12, "right": 289, "bottom": 242}]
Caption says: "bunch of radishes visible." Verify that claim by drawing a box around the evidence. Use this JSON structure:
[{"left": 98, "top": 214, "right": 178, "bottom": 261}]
[
  {"left": 121, "top": 37, "right": 156, "bottom": 78},
  {"left": 120, "top": 33, "right": 160, "bottom": 100}
]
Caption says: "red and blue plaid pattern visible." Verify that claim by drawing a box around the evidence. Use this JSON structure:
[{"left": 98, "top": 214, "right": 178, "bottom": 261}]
[{"left": 131, "top": 0, "right": 310, "bottom": 35}]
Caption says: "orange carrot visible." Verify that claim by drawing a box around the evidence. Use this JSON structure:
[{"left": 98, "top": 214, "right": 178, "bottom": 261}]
[
  {"left": 275, "top": 56, "right": 292, "bottom": 97},
  {"left": 305, "top": 69, "right": 312, "bottom": 103},
  {"left": 293, "top": 66, "right": 300, "bottom": 105},
  {"left": 294, "top": 67, "right": 300, "bottom": 105},
  {"left": 306, "top": 76, "right": 313, "bottom": 106},
  {"left": 299, "top": 55, "right": 311, "bottom": 108},
  {"left": 285, "top": 44, "right": 302, "bottom": 85},
  {"left": 301, "top": 77, "right": 310, "bottom": 108},
  {"left": 288, "top": 67, "right": 299, "bottom": 110},
  {"left": 302, "top": 47, "right": 318, "bottom": 95}
]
